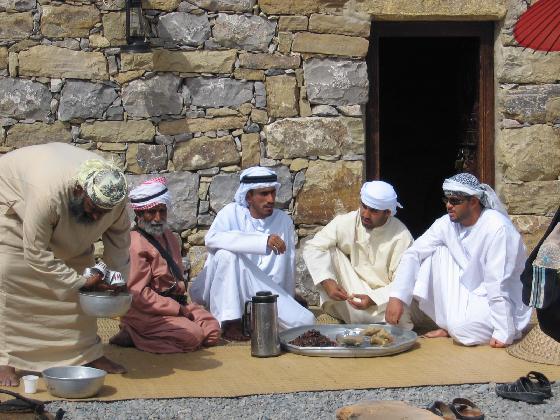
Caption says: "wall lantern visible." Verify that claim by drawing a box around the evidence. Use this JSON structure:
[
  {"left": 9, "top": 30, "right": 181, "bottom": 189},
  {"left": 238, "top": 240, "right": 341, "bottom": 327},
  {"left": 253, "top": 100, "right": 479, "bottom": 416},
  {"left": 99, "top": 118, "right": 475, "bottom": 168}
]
[{"left": 122, "top": 0, "right": 150, "bottom": 52}]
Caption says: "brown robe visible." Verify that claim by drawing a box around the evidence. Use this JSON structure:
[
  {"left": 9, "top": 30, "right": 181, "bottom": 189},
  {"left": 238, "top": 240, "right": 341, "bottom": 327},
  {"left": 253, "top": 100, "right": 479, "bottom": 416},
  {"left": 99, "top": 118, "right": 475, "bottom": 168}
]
[{"left": 0, "top": 143, "right": 130, "bottom": 371}]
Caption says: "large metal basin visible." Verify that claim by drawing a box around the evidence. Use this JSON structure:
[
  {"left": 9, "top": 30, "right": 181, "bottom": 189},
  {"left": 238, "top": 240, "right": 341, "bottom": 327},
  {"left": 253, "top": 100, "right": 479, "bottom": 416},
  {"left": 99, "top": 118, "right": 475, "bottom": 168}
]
[
  {"left": 79, "top": 291, "right": 132, "bottom": 318},
  {"left": 42, "top": 366, "right": 106, "bottom": 399}
]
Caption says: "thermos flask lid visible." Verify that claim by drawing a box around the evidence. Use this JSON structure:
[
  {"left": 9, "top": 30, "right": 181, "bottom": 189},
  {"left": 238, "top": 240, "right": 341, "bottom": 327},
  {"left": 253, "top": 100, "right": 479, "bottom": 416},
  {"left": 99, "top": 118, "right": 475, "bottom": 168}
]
[{"left": 252, "top": 290, "right": 278, "bottom": 303}]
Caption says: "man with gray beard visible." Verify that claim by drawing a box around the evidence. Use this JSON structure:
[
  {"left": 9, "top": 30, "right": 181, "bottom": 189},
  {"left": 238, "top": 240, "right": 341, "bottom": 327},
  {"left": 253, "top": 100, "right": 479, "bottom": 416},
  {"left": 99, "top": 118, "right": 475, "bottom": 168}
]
[
  {"left": 110, "top": 177, "right": 221, "bottom": 353},
  {"left": 0, "top": 143, "right": 130, "bottom": 386}
]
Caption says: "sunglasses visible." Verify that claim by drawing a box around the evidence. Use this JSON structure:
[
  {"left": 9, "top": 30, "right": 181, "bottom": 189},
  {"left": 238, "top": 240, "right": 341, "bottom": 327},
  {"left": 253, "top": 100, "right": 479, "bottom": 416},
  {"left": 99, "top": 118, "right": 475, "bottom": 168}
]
[{"left": 441, "top": 196, "right": 469, "bottom": 206}]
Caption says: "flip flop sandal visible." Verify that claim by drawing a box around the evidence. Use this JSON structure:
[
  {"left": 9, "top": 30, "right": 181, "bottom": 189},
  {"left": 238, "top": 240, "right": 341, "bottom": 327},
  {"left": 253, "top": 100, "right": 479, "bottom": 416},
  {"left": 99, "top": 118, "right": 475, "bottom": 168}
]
[
  {"left": 0, "top": 389, "right": 65, "bottom": 419},
  {"left": 426, "top": 400, "right": 457, "bottom": 419},
  {"left": 449, "top": 398, "right": 484, "bottom": 420},
  {"left": 526, "top": 371, "right": 553, "bottom": 398},
  {"left": 495, "top": 377, "right": 547, "bottom": 404}
]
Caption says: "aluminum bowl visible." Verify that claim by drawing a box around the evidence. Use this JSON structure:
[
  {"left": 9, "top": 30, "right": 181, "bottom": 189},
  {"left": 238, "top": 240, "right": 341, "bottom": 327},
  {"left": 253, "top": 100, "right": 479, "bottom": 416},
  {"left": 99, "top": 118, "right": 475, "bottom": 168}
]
[
  {"left": 42, "top": 366, "right": 106, "bottom": 398},
  {"left": 79, "top": 291, "right": 132, "bottom": 318}
]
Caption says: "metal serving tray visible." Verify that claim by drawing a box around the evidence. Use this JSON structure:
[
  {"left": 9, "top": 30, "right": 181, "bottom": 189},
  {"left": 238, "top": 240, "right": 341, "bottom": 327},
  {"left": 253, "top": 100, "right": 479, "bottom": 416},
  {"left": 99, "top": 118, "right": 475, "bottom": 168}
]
[{"left": 280, "top": 324, "right": 417, "bottom": 358}]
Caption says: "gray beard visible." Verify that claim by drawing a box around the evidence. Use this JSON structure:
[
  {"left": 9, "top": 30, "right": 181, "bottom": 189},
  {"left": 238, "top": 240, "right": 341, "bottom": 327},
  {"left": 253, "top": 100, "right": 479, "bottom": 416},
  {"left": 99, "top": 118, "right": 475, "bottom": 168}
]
[
  {"left": 68, "top": 194, "right": 95, "bottom": 225},
  {"left": 137, "top": 218, "right": 167, "bottom": 236}
]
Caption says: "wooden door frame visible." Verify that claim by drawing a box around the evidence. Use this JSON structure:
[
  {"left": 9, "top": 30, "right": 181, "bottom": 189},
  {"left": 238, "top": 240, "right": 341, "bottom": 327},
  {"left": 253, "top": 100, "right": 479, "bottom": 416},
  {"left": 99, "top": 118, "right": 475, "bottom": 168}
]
[{"left": 366, "top": 21, "right": 495, "bottom": 185}]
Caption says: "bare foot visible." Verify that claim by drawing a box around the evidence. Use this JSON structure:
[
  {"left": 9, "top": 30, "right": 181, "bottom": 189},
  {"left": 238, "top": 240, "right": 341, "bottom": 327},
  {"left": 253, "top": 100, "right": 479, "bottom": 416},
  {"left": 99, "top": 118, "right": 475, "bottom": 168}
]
[
  {"left": 109, "top": 329, "right": 134, "bottom": 347},
  {"left": 222, "top": 320, "right": 250, "bottom": 341},
  {"left": 86, "top": 356, "right": 127, "bottom": 374},
  {"left": 0, "top": 365, "right": 19, "bottom": 386},
  {"left": 423, "top": 328, "right": 450, "bottom": 338}
]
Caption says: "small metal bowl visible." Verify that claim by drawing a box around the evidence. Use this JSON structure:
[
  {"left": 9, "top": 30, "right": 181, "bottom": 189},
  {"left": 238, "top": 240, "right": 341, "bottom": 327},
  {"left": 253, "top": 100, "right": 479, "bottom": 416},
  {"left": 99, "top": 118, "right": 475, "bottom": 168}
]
[
  {"left": 79, "top": 291, "right": 132, "bottom": 318},
  {"left": 42, "top": 366, "right": 106, "bottom": 399}
]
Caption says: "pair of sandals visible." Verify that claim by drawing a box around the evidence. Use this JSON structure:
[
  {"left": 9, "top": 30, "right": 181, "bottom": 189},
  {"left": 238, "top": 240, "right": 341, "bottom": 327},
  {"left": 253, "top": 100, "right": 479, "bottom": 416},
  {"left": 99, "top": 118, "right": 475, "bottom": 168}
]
[
  {"left": 427, "top": 398, "right": 484, "bottom": 420},
  {"left": 0, "top": 389, "right": 65, "bottom": 419},
  {"left": 495, "top": 371, "right": 553, "bottom": 404}
]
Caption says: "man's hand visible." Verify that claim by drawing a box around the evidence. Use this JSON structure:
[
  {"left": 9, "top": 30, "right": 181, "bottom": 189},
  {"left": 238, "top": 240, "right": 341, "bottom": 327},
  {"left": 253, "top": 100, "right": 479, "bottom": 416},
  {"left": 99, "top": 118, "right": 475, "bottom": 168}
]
[
  {"left": 385, "top": 297, "right": 404, "bottom": 325},
  {"left": 348, "top": 294, "right": 374, "bottom": 310},
  {"left": 83, "top": 272, "right": 124, "bottom": 294},
  {"left": 267, "top": 234, "right": 286, "bottom": 254},
  {"left": 489, "top": 338, "right": 508, "bottom": 348},
  {"left": 320, "top": 279, "right": 348, "bottom": 301}
]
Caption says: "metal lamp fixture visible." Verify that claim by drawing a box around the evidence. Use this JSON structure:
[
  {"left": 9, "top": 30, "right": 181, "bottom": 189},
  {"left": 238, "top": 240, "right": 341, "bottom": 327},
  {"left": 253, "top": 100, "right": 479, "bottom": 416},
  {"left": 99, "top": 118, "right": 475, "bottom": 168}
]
[{"left": 123, "top": 0, "right": 150, "bottom": 52}]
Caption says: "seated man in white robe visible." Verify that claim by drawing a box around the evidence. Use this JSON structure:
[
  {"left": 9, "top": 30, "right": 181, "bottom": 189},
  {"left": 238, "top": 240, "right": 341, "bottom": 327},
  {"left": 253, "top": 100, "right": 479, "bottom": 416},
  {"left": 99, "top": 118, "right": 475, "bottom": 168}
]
[
  {"left": 190, "top": 166, "right": 316, "bottom": 340},
  {"left": 303, "top": 181, "right": 413, "bottom": 326},
  {"left": 386, "top": 173, "right": 532, "bottom": 347}
]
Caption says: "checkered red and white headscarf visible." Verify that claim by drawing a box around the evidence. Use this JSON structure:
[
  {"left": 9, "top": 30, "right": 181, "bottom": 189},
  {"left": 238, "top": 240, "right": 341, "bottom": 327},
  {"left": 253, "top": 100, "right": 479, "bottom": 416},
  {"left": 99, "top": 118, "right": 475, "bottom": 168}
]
[{"left": 129, "top": 177, "right": 171, "bottom": 211}]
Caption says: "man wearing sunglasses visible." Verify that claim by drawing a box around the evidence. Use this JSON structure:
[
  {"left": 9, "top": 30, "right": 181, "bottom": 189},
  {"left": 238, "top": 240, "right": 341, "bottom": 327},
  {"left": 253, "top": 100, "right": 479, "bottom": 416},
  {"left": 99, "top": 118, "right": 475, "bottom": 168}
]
[{"left": 386, "top": 173, "right": 531, "bottom": 347}]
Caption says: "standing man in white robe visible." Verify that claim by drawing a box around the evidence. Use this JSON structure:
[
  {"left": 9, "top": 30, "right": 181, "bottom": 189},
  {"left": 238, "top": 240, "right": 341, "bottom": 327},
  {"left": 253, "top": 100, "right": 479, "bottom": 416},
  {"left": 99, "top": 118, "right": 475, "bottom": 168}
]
[
  {"left": 0, "top": 143, "right": 130, "bottom": 386},
  {"left": 303, "top": 181, "right": 413, "bottom": 326},
  {"left": 386, "top": 173, "right": 532, "bottom": 347},
  {"left": 190, "top": 166, "right": 316, "bottom": 340}
]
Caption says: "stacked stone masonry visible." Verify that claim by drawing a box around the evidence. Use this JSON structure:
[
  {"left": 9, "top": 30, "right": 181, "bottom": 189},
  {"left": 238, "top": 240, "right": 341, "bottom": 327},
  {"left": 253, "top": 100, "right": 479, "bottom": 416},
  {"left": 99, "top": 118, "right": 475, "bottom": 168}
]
[{"left": 0, "top": 0, "right": 558, "bottom": 304}]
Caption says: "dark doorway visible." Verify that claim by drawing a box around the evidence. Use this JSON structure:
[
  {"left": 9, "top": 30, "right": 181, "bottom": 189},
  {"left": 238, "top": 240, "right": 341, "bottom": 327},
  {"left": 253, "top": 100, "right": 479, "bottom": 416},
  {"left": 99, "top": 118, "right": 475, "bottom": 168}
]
[{"left": 366, "top": 23, "right": 495, "bottom": 238}]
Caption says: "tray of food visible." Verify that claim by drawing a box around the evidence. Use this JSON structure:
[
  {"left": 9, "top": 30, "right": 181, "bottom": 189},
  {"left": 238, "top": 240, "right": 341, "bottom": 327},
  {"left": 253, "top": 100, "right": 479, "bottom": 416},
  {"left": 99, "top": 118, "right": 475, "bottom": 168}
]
[{"left": 279, "top": 324, "right": 417, "bottom": 357}]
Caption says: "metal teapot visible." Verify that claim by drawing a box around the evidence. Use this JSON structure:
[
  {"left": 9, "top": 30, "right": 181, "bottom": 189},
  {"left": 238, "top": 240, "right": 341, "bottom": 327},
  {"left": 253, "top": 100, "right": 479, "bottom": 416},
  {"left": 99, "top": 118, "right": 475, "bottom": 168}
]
[{"left": 243, "top": 291, "right": 281, "bottom": 357}]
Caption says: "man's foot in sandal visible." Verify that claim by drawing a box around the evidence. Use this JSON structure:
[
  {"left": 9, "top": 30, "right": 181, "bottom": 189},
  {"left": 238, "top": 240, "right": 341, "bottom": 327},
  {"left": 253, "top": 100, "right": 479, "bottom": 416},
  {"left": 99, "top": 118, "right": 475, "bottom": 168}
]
[
  {"left": 495, "top": 376, "right": 546, "bottom": 404},
  {"left": 423, "top": 328, "right": 450, "bottom": 338},
  {"left": 427, "top": 400, "right": 457, "bottom": 419},
  {"left": 449, "top": 398, "right": 484, "bottom": 420}
]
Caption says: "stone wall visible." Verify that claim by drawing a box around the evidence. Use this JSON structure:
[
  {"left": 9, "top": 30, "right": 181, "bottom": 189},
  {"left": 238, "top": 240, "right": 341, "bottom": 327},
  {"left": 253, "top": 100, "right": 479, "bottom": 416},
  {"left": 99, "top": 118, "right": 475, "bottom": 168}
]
[{"left": 0, "top": 0, "right": 558, "bottom": 304}]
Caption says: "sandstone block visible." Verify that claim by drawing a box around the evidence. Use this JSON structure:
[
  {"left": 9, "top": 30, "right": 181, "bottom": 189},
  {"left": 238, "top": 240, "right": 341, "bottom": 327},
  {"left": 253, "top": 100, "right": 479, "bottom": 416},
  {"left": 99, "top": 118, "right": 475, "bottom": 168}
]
[
  {"left": 259, "top": 0, "right": 346, "bottom": 15},
  {"left": 58, "top": 80, "right": 118, "bottom": 121},
  {"left": 498, "top": 46, "right": 560, "bottom": 84},
  {"left": 0, "top": 47, "right": 7, "bottom": 69},
  {"left": 511, "top": 215, "right": 554, "bottom": 253},
  {"left": 293, "top": 32, "right": 369, "bottom": 57},
  {"left": 277, "top": 32, "right": 293, "bottom": 54},
  {"left": 41, "top": 4, "right": 100, "bottom": 38},
  {"left": 238, "top": 52, "right": 300, "bottom": 70},
  {"left": 241, "top": 132, "right": 260, "bottom": 169},
  {"left": 266, "top": 75, "right": 298, "bottom": 118},
  {"left": 89, "top": 34, "right": 111, "bottom": 48},
  {"left": 188, "top": 0, "right": 255, "bottom": 12},
  {"left": 547, "top": 97, "right": 560, "bottom": 124},
  {"left": 121, "top": 52, "right": 154, "bottom": 71},
  {"left": 233, "top": 68, "right": 265, "bottom": 81},
  {"left": 5, "top": 122, "right": 71, "bottom": 147},
  {"left": 173, "top": 135, "right": 239, "bottom": 170},
  {"left": 153, "top": 49, "right": 236, "bottom": 73},
  {"left": 278, "top": 15, "right": 308, "bottom": 31},
  {"left": 187, "top": 245, "right": 207, "bottom": 277},
  {"left": 80, "top": 120, "right": 155, "bottom": 143},
  {"left": 265, "top": 117, "right": 364, "bottom": 159},
  {"left": 102, "top": 12, "right": 126, "bottom": 46},
  {"left": 157, "top": 12, "right": 210, "bottom": 46},
  {"left": 128, "top": 171, "right": 199, "bottom": 230},
  {"left": 142, "top": 0, "right": 181, "bottom": 11},
  {"left": 304, "top": 58, "right": 369, "bottom": 105},
  {"left": 499, "top": 125, "right": 560, "bottom": 182},
  {"left": 19, "top": 46, "right": 108, "bottom": 80},
  {"left": 0, "top": 0, "right": 35, "bottom": 12},
  {"left": 501, "top": 84, "right": 560, "bottom": 124},
  {"left": 187, "top": 77, "right": 253, "bottom": 108},
  {"left": 294, "top": 160, "right": 362, "bottom": 225},
  {"left": 309, "top": 14, "right": 370, "bottom": 37},
  {"left": 112, "top": 70, "right": 144, "bottom": 85},
  {"left": 290, "top": 158, "right": 309, "bottom": 171},
  {"left": 251, "top": 109, "right": 268, "bottom": 124},
  {"left": 0, "top": 77, "right": 51, "bottom": 120},
  {"left": 0, "top": 12, "right": 33, "bottom": 41},
  {"left": 159, "top": 116, "right": 246, "bottom": 135},
  {"left": 122, "top": 74, "right": 183, "bottom": 118},
  {"left": 500, "top": 181, "right": 560, "bottom": 216},
  {"left": 98, "top": 142, "right": 127, "bottom": 152},
  {"left": 355, "top": 0, "right": 506, "bottom": 19},
  {"left": 213, "top": 13, "right": 275, "bottom": 52}
]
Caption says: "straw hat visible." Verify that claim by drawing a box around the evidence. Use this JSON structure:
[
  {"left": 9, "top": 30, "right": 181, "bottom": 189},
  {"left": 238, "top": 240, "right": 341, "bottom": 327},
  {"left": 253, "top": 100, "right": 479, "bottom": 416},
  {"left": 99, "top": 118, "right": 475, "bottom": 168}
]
[{"left": 507, "top": 324, "right": 560, "bottom": 366}]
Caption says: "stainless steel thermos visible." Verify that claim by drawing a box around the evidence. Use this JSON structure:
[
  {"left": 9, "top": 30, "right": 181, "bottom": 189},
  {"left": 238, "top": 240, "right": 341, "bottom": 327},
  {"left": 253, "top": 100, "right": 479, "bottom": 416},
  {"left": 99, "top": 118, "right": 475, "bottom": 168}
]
[{"left": 243, "top": 291, "right": 281, "bottom": 357}]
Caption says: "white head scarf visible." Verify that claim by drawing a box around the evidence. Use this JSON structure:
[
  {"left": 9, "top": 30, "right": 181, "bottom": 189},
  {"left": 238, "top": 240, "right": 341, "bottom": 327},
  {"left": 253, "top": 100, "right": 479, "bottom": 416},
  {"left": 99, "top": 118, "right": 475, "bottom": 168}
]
[
  {"left": 234, "top": 166, "right": 281, "bottom": 208},
  {"left": 76, "top": 159, "right": 127, "bottom": 209},
  {"left": 360, "top": 181, "right": 402, "bottom": 216},
  {"left": 442, "top": 173, "right": 508, "bottom": 217},
  {"left": 129, "top": 177, "right": 171, "bottom": 211}
]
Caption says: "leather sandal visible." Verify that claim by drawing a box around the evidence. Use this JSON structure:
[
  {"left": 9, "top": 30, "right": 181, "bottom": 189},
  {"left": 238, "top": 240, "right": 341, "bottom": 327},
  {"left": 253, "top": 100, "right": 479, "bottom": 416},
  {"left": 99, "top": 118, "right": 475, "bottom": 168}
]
[
  {"left": 0, "top": 389, "right": 65, "bottom": 419},
  {"left": 526, "top": 371, "right": 553, "bottom": 398},
  {"left": 495, "top": 376, "right": 547, "bottom": 404},
  {"left": 427, "top": 400, "right": 457, "bottom": 419},
  {"left": 449, "top": 398, "right": 484, "bottom": 420}
]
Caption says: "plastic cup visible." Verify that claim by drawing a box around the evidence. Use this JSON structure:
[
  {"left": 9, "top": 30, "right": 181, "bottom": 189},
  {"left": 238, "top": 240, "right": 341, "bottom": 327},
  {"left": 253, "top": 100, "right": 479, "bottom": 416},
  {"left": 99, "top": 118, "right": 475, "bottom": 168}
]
[{"left": 22, "top": 375, "right": 38, "bottom": 394}]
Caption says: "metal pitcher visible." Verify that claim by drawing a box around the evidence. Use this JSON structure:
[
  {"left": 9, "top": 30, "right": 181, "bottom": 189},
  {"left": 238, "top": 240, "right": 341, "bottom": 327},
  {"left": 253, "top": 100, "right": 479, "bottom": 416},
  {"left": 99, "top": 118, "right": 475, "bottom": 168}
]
[{"left": 243, "top": 291, "right": 281, "bottom": 357}]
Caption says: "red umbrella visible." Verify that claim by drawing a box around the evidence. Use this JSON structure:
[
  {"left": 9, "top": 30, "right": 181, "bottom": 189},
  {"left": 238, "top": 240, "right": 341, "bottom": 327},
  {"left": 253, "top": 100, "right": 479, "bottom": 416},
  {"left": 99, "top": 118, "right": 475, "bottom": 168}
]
[{"left": 514, "top": 0, "right": 560, "bottom": 52}]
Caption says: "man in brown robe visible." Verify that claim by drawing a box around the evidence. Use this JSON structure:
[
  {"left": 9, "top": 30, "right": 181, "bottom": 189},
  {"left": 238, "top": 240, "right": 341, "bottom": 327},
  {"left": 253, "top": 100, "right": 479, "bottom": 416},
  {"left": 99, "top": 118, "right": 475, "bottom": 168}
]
[
  {"left": 0, "top": 143, "right": 130, "bottom": 386},
  {"left": 110, "top": 177, "right": 221, "bottom": 352}
]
